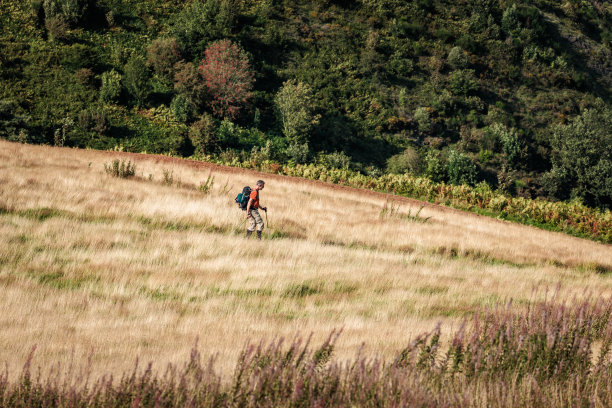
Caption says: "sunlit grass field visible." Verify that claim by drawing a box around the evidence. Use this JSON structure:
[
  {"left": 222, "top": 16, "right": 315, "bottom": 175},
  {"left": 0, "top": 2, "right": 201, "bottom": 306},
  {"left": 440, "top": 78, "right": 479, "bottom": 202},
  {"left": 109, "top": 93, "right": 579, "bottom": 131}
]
[{"left": 0, "top": 140, "right": 611, "bottom": 379}]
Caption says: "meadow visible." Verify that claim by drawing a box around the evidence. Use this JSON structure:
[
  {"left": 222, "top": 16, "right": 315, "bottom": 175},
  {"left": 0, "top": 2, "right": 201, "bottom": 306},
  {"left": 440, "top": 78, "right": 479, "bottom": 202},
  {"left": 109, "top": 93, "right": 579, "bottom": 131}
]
[{"left": 0, "top": 140, "right": 611, "bottom": 406}]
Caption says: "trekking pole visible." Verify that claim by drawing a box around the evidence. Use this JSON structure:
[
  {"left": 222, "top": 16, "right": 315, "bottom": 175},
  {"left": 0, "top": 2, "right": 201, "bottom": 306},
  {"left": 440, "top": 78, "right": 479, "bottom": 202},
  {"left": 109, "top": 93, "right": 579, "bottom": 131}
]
[{"left": 265, "top": 208, "right": 270, "bottom": 229}]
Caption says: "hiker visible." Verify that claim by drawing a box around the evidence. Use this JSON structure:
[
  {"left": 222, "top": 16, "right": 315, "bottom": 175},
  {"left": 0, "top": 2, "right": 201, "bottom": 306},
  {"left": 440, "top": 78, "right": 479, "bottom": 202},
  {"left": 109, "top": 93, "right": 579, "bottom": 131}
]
[{"left": 246, "top": 180, "right": 267, "bottom": 239}]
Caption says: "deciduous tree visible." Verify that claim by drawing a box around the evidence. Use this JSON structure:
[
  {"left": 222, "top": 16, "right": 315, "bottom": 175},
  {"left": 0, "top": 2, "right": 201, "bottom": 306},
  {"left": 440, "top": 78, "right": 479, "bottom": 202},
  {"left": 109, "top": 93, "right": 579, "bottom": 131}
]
[
  {"left": 199, "top": 39, "right": 254, "bottom": 120},
  {"left": 542, "top": 106, "right": 612, "bottom": 209},
  {"left": 274, "top": 79, "right": 320, "bottom": 144}
]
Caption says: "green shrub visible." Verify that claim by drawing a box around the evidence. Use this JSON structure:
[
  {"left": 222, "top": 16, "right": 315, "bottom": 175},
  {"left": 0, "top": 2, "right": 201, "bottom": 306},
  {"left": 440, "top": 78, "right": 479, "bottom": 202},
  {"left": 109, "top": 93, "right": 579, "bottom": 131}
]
[
  {"left": 318, "top": 151, "right": 351, "bottom": 169},
  {"left": 542, "top": 106, "right": 612, "bottom": 209},
  {"left": 447, "top": 46, "right": 469, "bottom": 69},
  {"left": 216, "top": 119, "right": 240, "bottom": 146},
  {"left": 490, "top": 123, "right": 522, "bottom": 167},
  {"left": 424, "top": 150, "right": 446, "bottom": 183},
  {"left": 189, "top": 113, "right": 218, "bottom": 155},
  {"left": 286, "top": 142, "right": 310, "bottom": 164},
  {"left": 275, "top": 80, "right": 320, "bottom": 145},
  {"left": 414, "top": 107, "right": 432, "bottom": 133},
  {"left": 146, "top": 37, "right": 181, "bottom": 81},
  {"left": 389, "top": 51, "right": 414, "bottom": 76},
  {"left": 60, "top": 43, "right": 96, "bottom": 71},
  {"left": 447, "top": 150, "right": 477, "bottom": 186},
  {"left": 77, "top": 108, "right": 108, "bottom": 134},
  {"left": 123, "top": 55, "right": 151, "bottom": 107},
  {"left": 43, "top": 0, "right": 92, "bottom": 26},
  {"left": 99, "top": 70, "right": 122, "bottom": 104},
  {"left": 448, "top": 69, "right": 479, "bottom": 96},
  {"left": 45, "top": 15, "right": 69, "bottom": 41},
  {"left": 170, "top": 0, "right": 241, "bottom": 60},
  {"left": 501, "top": 4, "right": 520, "bottom": 34},
  {"left": 104, "top": 159, "right": 136, "bottom": 178},
  {"left": 162, "top": 169, "right": 174, "bottom": 185},
  {"left": 105, "top": 10, "right": 114, "bottom": 27},
  {"left": 170, "top": 95, "right": 195, "bottom": 123},
  {"left": 386, "top": 147, "right": 421, "bottom": 175},
  {"left": 0, "top": 100, "right": 30, "bottom": 142}
]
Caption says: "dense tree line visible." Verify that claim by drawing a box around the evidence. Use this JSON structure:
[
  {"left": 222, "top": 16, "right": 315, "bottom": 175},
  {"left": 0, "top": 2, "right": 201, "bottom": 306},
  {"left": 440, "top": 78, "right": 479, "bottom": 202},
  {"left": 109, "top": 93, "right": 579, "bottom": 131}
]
[{"left": 0, "top": 0, "right": 611, "bottom": 208}]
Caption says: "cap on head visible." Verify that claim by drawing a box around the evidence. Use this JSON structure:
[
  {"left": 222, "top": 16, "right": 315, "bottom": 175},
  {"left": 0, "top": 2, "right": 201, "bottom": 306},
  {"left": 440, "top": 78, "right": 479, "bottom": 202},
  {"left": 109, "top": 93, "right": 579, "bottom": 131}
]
[{"left": 256, "top": 180, "right": 265, "bottom": 187}]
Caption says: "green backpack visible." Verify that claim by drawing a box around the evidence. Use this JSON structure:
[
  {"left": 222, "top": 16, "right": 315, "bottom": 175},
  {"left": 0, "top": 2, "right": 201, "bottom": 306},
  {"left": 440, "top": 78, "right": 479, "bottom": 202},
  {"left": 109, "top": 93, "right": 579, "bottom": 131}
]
[{"left": 235, "top": 186, "right": 252, "bottom": 210}]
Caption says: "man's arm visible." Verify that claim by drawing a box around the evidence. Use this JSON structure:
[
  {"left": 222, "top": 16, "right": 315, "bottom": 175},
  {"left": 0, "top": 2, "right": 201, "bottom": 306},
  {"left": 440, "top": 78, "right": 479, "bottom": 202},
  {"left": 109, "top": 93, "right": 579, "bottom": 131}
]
[{"left": 246, "top": 198, "right": 253, "bottom": 217}]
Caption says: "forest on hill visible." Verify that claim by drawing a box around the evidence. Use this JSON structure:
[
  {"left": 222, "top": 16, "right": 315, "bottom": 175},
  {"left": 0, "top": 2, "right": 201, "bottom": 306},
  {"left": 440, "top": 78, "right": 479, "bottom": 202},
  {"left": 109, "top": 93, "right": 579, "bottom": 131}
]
[{"left": 1, "top": 0, "right": 611, "bottom": 209}]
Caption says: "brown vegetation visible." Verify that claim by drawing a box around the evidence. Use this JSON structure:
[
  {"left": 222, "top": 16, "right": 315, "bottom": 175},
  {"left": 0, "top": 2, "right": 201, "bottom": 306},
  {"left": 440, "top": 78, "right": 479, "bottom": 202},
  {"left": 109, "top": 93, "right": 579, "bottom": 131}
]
[{"left": 0, "top": 140, "right": 610, "bottom": 380}]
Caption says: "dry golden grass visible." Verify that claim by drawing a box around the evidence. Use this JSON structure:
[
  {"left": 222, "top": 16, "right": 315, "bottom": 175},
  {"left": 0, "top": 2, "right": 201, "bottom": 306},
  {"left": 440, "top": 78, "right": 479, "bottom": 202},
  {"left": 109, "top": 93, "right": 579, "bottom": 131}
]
[{"left": 0, "top": 140, "right": 611, "bottom": 378}]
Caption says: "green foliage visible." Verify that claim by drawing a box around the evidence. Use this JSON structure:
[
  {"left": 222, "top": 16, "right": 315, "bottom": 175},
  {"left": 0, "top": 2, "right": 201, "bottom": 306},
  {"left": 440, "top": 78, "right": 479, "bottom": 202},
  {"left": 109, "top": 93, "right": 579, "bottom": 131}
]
[
  {"left": 100, "top": 70, "right": 122, "bottom": 104},
  {"left": 173, "top": 61, "right": 205, "bottom": 107},
  {"left": 543, "top": 106, "right": 612, "bottom": 209},
  {"left": 216, "top": 119, "right": 241, "bottom": 147},
  {"left": 146, "top": 37, "right": 181, "bottom": 81},
  {"left": 45, "top": 15, "right": 69, "bottom": 41},
  {"left": 189, "top": 113, "right": 218, "bottom": 155},
  {"left": 424, "top": 150, "right": 446, "bottom": 183},
  {"left": 3, "top": 0, "right": 612, "bottom": 220},
  {"left": 490, "top": 123, "right": 522, "bottom": 167},
  {"left": 104, "top": 159, "right": 136, "bottom": 178},
  {"left": 447, "top": 46, "right": 469, "bottom": 69},
  {"left": 447, "top": 150, "right": 477, "bottom": 186},
  {"left": 286, "top": 142, "right": 310, "bottom": 164},
  {"left": 0, "top": 100, "right": 30, "bottom": 142},
  {"left": 386, "top": 147, "right": 421, "bottom": 175},
  {"left": 42, "top": 0, "right": 92, "bottom": 26},
  {"left": 274, "top": 80, "right": 320, "bottom": 145},
  {"left": 389, "top": 51, "right": 414, "bottom": 76},
  {"left": 60, "top": 43, "right": 96, "bottom": 71},
  {"left": 448, "top": 69, "right": 479, "bottom": 96},
  {"left": 318, "top": 151, "right": 351, "bottom": 170},
  {"left": 77, "top": 108, "right": 108, "bottom": 135},
  {"left": 170, "top": 0, "right": 241, "bottom": 60},
  {"left": 501, "top": 4, "right": 521, "bottom": 34},
  {"left": 170, "top": 94, "right": 195, "bottom": 123},
  {"left": 123, "top": 55, "right": 151, "bottom": 107},
  {"left": 413, "top": 107, "right": 432, "bottom": 133}
]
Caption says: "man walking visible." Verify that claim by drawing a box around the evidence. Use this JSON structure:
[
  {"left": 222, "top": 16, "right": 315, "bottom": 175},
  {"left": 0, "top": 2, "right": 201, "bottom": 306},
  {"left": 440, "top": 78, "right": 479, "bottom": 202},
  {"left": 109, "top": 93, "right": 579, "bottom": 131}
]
[{"left": 246, "top": 180, "right": 267, "bottom": 240}]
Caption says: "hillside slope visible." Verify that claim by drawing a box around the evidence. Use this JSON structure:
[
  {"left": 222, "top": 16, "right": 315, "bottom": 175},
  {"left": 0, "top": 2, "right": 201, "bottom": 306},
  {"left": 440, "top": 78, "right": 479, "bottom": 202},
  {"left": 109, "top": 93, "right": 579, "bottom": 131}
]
[
  {"left": 0, "top": 140, "right": 610, "bottom": 377},
  {"left": 1, "top": 0, "right": 611, "bottom": 208}
]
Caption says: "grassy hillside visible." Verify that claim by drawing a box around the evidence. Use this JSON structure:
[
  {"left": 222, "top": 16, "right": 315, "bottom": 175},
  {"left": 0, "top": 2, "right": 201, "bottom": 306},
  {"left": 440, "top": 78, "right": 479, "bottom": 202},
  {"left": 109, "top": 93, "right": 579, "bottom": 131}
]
[
  {"left": 1, "top": 140, "right": 610, "bottom": 378},
  {"left": 1, "top": 0, "right": 611, "bottom": 210}
]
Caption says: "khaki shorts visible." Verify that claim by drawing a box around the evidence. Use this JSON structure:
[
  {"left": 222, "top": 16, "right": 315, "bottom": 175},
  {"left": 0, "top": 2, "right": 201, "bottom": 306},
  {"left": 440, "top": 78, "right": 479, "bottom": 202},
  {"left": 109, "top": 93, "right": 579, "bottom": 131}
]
[{"left": 248, "top": 209, "right": 264, "bottom": 232}]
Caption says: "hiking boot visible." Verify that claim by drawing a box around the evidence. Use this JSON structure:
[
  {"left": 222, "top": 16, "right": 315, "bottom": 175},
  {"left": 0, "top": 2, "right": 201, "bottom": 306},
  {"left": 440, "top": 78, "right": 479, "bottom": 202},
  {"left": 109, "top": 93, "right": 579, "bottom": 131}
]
[
  {"left": 256, "top": 230, "right": 262, "bottom": 240},
  {"left": 246, "top": 230, "right": 253, "bottom": 238}
]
